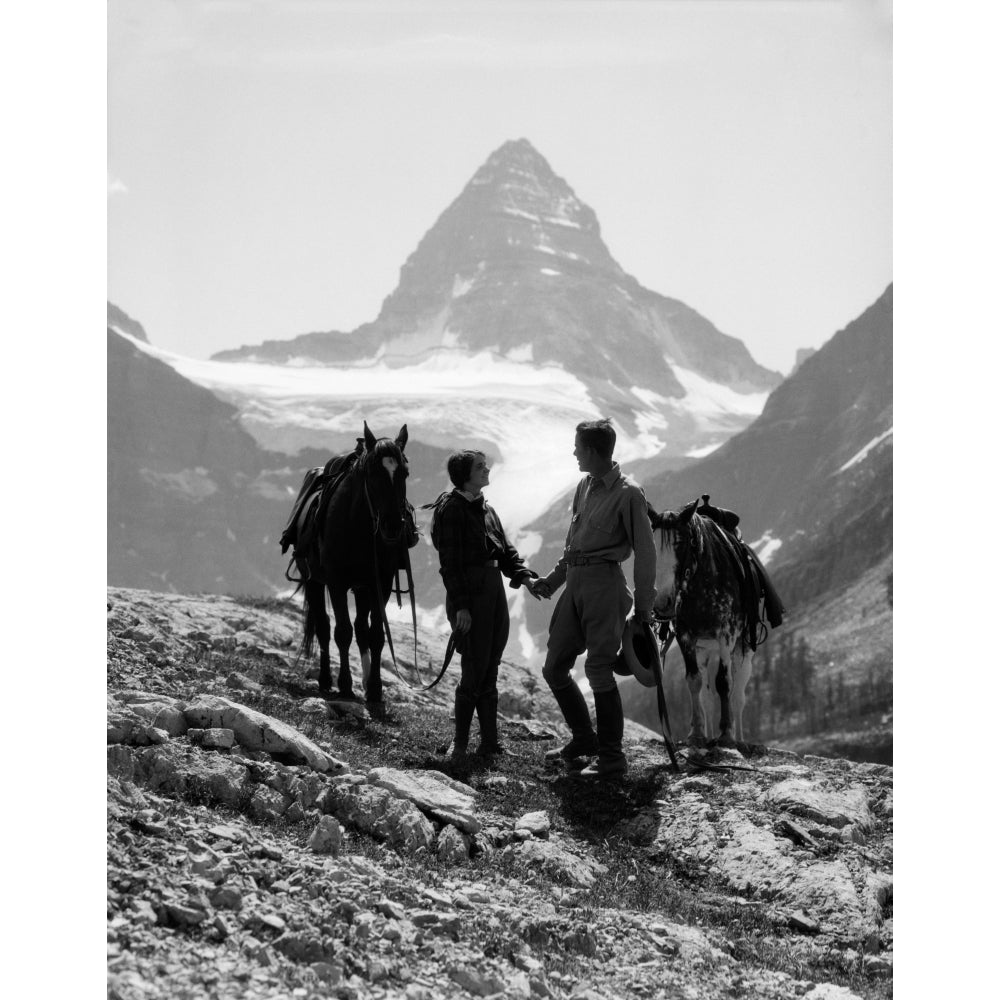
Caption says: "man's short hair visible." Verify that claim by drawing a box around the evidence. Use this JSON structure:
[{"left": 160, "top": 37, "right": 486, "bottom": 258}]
[
  {"left": 575, "top": 419, "right": 616, "bottom": 459},
  {"left": 447, "top": 450, "right": 485, "bottom": 489}
]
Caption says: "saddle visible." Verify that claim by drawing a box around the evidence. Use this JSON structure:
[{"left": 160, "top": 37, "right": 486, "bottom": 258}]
[
  {"left": 279, "top": 445, "right": 363, "bottom": 582},
  {"left": 279, "top": 466, "right": 326, "bottom": 556},
  {"left": 684, "top": 495, "right": 784, "bottom": 649}
]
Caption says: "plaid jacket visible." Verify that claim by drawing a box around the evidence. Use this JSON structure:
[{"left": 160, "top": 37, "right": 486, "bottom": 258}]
[{"left": 435, "top": 491, "right": 535, "bottom": 611}]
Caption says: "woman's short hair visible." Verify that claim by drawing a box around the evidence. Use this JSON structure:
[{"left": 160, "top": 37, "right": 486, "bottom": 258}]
[
  {"left": 447, "top": 450, "right": 485, "bottom": 489},
  {"left": 575, "top": 419, "right": 616, "bottom": 459}
]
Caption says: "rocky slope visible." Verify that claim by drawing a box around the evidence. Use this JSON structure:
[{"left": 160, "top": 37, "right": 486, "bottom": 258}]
[
  {"left": 108, "top": 586, "right": 892, "bottom": 1000},
  {"left": 641, "top": 285, "right": 892, "bottom": 584}
]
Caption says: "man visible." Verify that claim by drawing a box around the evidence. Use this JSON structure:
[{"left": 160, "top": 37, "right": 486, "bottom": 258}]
[
  {"left": 533, "top": 419, "right": 657, "bottom": 780},
  {"left": 432, "top": 450, "right": 539, "bottom": 765}
]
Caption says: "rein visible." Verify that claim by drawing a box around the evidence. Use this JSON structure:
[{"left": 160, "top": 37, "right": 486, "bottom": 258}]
[{"left": 362, "top": 478, "right": 448, "bottom": 692}]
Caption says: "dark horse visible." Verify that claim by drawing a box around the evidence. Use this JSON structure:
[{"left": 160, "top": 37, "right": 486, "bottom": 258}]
[
  {"left": 301, "top": 423, "right": 414, "bottom": 703},
  {"left": 652, "top": 497, "right": 782, "bottom": 747}
]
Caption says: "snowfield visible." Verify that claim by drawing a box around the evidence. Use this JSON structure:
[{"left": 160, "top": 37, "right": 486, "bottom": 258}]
[{"left": 114, "top": 328, "right": 769, "bottom": 539}]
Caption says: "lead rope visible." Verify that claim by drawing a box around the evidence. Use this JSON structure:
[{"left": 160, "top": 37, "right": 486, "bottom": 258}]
[
  {"left": 364, "top": 482, "right": 454, "bottom": 692},
  {"left": 649, "top": 617, "right": 680, "bottom": 772}
]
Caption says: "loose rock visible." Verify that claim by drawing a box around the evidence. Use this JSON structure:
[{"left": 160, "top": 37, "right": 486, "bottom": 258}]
[{"left": 307, "top": 815, "right": 343, "bottom": 855}]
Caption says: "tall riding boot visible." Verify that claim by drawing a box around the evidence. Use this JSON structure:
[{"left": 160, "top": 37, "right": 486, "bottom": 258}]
[
  {"left": 452, "top": 690, "right": 476, "bottom": 765},
  {"left": 546, "top": 682, "right": 600, "bottom": 763},
  {"left": 577, "top": 687, "right": 627, "bottom": 780},
  {"left": 476, "top": 691, "right": 500, "bottom": 756}
]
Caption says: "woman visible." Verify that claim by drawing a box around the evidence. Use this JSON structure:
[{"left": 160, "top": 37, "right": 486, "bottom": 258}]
[{"left": 430, "top": 450, "right": 539, "bottom": 765}]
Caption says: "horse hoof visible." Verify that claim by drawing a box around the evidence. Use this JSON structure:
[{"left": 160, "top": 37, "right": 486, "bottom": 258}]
[
  {"left": 716, "top": 734, "right": 738, "bottom": 749},
  {"left": 687, "top": 735, "right": 707, "bottom": 749}
]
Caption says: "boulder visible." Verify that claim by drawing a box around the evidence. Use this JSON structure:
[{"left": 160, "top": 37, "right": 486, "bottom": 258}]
[
  {"left": 202, "top": 728, "right": 236, "bottom": 750},
  {"left": 107, "top": 745, "right": 135, "bottom": 782},
  {"left": 131, "top": 743, "right": 249, "bottom": 807},
  {"left": 225, "top": 672, "right": 264, "bottom": 694},
  {"left": 367, "top": 767, "right": 480, "bottom": 834},
  {"left": 763, "top": 778, "right": 872, "bottom": 831},
  {"left": 515, "top": 810, "right": 551, "bottom": 838},
  {"left": 113, "top": 692, "right": 188, "bottom": 737},
  {"left": 307, "top": 816, "right": 343, "bottom": 855},
  {"left": 449, "top": 967, "right": 506, "bottom": 997},
  {"left": 437, "top": 825, "right": 471, "bottom": 864},
  {"left": 322, "top": 782, "right": 436, "bottom": 854},
  {"left": 655, "top": 806, "right": 881, "bottom": 949},
  {"left": 501, "top": 838, "right": 607, "bottom": 889},
  {"left": 300, "top": 698, "right": 332, "bottom": 716},
  {"left": 165, "top": 902, "right": 208, "bottom": 927},
  {"left": 182, "top": 694, "right": 348, "bottom": 773},
  {"left": 209, "top": 886, "right": 243, "bottom": 910},
  {"left": 249, "top": 786, "right": 292, "bottom": 821},
  {"left": 273, "top": 932, "right": 331, "bottom": 963},
  {"left": 803, "top": 986, "right": 864, "bottom": 1000}
]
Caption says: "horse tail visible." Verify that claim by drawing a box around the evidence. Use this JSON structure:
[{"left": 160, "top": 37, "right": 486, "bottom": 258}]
[{"left": 302, "top": 584, "right": 318, "bottom": 659}]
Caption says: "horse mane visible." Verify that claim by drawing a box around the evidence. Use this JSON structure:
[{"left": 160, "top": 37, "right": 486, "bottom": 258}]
[
  {"left": 690, "top": 513, "right": 730, "bottom": 582},
  {"left": 664, "top": 511, "right": 736, "bottom": 591}
]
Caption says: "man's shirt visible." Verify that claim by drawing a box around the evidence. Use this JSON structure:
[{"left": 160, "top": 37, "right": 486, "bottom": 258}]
[{"left": 545, "top": 463, "right": 657, "bottom": 614}]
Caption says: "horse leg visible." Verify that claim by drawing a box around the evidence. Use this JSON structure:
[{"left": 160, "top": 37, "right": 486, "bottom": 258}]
[
  {"left": 329, "top": 585, "right": 355, "bottom": 698},
  {"left": 358, "top": 582, "right": 386, "bottom": 704},
  {"left": 715, "top": 637, "right": 736, "bottom": 747},
  {"left": 304, "top": 580, "right": 333, "bottom": 693},
  {"left": 351, "top": 591, "right": 373, "bottom": 696},
  {"left": 681, "top": 636, "right": 708, "bottom": 747},
  {"left": 731, "top": 642, "right": 753, "bottom": 744}
]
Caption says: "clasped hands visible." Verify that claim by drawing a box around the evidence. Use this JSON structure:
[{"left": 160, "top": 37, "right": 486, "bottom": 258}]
[{"left": 524, "top": 578, "right": 552, "bottom": 601}]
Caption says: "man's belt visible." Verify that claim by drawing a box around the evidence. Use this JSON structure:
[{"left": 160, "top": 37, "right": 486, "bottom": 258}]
[
  {"left": 483, "top": 559, "right": 499, "bottom": 568},
  {"left": 564, "top": 555, "right": 616, "bottom": 567}
]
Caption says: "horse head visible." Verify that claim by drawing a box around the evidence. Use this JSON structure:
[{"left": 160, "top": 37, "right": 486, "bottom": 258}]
[
  {"left": 359, "top": 422, "right": 412, "bottom": 547},
  {"left": 652, "top": 497, "right": 707, "bottom": 599},
  {"left": 654, "top": 497, "right": 701, "bottom": 552}
]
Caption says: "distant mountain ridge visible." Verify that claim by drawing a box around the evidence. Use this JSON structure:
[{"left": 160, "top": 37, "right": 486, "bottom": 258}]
[
  {"left": 108, "top": 302, "right": 150, "bottom": 343},
  {"left": 642, "top": 284, "right": 892, "bottom": 577},
  {"left": 108, "top": 304, "right": 453, "bottom": 596}
]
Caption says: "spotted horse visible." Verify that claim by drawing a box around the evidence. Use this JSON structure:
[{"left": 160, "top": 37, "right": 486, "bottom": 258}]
[{"left": 650, "top": 496, "right": 783, "bottom": 747}]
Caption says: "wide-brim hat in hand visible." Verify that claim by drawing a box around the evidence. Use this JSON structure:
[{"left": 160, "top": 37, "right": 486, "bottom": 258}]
[{"left": 612, "top": 617, "right": 659, "bottom": 688}]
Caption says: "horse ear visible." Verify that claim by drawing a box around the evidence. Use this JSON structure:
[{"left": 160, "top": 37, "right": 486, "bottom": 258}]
[
  {"left": 363, "top": 422, "right": 377, "bottom": 451},
  {"left": 395, "top": 424, "right": 408, "bottom": 451},
  {"left": 678, "top": 498, "right": 700, "bottom": 523}
]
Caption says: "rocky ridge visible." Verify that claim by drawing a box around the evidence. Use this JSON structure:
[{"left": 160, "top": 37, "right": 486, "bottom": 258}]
[{"left": 107, "top": 587, "right": 891, "bottom": 1000}]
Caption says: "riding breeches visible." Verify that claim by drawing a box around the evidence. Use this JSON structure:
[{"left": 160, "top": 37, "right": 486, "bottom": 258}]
[
  {"left": 446, "top": 565, "right": 510, "bottom": 701},
  {"left": 542, "top": 562, "right": 633, "bottom": 694}
]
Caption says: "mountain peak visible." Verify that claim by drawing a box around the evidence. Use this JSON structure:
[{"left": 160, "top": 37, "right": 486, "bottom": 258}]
[
  {"left": 492, "top": 136, "right": 543, "bottom": 157},
  {"left": 211, "top": 139, "right": 781, "bottom": 432},
  {"left": 480, "top": 137, "right": 553, "bottom": 174},
  {"left": 371, "top": 139, "right": 615, "bottom": 335}
]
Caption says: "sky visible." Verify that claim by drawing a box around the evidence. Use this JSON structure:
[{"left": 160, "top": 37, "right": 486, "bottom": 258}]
[{"left": 108, "top": 0, "right": 892, "bottom": 374}]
